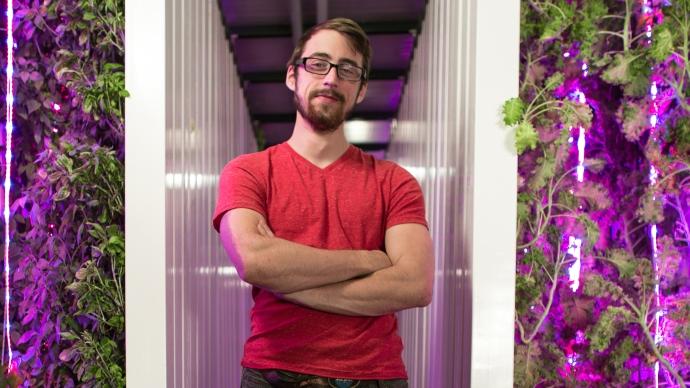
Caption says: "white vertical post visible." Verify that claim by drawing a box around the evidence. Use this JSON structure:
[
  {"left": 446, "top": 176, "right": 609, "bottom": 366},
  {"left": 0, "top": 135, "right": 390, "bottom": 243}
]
[
  {"left": 125, "top": 0, "right": 167, "bottom": 386},
  {"left": 470, "top": 0, "right": 519, "bottom": 386}
]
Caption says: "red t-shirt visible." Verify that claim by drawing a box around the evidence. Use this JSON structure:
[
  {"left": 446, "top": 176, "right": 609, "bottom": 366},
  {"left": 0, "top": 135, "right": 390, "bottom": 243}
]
[{"left": 212, "top": 142, "right": 428, "bottom": 379}]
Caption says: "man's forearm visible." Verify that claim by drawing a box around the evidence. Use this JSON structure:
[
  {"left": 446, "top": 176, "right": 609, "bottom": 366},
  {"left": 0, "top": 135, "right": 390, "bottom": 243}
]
[
  {"left": 281, "top": 262, "right": 433, "bottom": 316},
  {"left": 238, "top": 233, "right": 391, "bottom": 294}
]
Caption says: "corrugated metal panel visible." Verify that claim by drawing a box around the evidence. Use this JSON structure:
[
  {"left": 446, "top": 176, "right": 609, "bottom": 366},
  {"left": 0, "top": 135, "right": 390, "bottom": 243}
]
[
  {"left": 388, "top": 0, "right": 517, "bottom": 386},
  {"left": 166, "top": 0, "right": 256, "bottom": 387},
  {"left": 388, "top": 0, "right": 469, "bottom": 386}
]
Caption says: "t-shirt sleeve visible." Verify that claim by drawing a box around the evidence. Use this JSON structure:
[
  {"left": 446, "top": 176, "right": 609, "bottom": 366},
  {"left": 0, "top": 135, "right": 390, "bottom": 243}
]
[
  {"left": 212, "top": 157, "right": 267, "bottom": 232},
  {"left": 386, "top": 165, "right": 428, "bottom": 230}
]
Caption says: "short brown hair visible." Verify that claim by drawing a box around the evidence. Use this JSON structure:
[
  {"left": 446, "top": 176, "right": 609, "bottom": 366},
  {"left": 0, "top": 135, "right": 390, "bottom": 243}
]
[{"left": 287, "top": 18, "right": 372, "bottom": 82}]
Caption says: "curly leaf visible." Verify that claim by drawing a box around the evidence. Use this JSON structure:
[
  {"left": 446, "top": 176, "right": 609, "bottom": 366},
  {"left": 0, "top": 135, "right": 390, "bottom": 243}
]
[
  {"left": 545, "top": 72, "right": 564, "bottom": 91},
  {"left": 583, "top": 274, "right": 627, "bottom": 303},
  {"left": 558, "top": 190, "right": 578, "bottom": 211},
  {"left": 608, "top": 249, "right": 637, "bottom": 279},
  {"left": 656, "top": 235, "right": 681, "bottom": 287},
  {"left": 517, "top": 193, "right": 531, "bottom": 222},
  {"left": 528, "top": 154, "right": 556, "bottom": 191},
  {"left": 650, "top": 26, "right": 674, "bottom": 61},
  {"left": 561, "top": 100, "right": 593, "bottom": 129},
  {"left": 618, "top": 104, "right": 648, "bottom": 142},
  {"left": 503, "top": 97, "right": 526, "bottom": 126},
  {"left": 587, "top": 306, "right": 633, "bottom": 353},
  {"left": 540, "top": 18, "right": 566, "bottom": 40},
  {"left": 516, "top": 121, "right": 539, "bottom": 154},
  {"left": 516, "top": 273, "right": 543, "bottom": 314},
  {"left": 578, "top": 214, "right": 600, "bottom": 248},
  {"left": 574, "top": 181, "right": 612, "bottom": 210},
  {"left": 602, "top": 53, "right": 635, "bottom": 85},
  {"left": 637, "top": 188, "right": 664, "bottom": 224}
]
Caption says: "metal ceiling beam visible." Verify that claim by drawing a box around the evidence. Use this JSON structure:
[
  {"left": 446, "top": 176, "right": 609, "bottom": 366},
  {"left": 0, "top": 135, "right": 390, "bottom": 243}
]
[
  {"left": 291, "top": 0, "right": 303, "bottom": 46},
  {"left": 317, "top": 0, "right": 328, "bottom": 23}
]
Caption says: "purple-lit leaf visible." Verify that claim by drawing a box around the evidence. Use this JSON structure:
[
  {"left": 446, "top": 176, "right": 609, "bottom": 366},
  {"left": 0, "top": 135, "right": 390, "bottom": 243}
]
[
  {"left": 637, "top": 189, "right": 664, "bottom": 224},
  {"left": 59, "top": 347, "right": 78, "bottom": 362},
  {"left": 526, "top": 62, "right": 547, "bottom": 85},
  {"left": 602, "top": 53, "right": 634, "bottom": 85},
  {"left": 26, "top": 99, "right": 41, "bottom": 114},
  {"left": 544, "top": 72, "right": 564, "bottom": 91},
  {"left": 574, "top": 181, "right": 611, "bottom": 210},
  {"left": 17, "top": 330, "right": 37, "bottom": 345},
  {"left": 607, "top": 250, "right": 637, "bottom": 279},
  {"left": 528, "top": 154, "right": 556, "bottom": 191},
  {"left": 618, "top": 104, "right": 648, "bottom": 142},
  {"left": 22, "top": 308, "right": 37, "bottom": 325},
  {"left": 583, "top": 158, "right": 606, "bottom": 173},
  {"left": 23, "top": 345, "right": 36, "bottom": 362}
]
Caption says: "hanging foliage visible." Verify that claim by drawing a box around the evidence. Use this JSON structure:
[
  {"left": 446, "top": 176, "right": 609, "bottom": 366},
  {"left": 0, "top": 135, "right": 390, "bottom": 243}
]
[
  {"left": 1, "top": 0, "right": 125, "bottom": 386},
  {"left": 506, "top": 0, "right": 690, "bottom": 385}
]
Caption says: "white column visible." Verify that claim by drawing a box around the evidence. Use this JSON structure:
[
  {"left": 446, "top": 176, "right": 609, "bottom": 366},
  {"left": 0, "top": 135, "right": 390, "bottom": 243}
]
[
  {"left": 470, "top": 0, "right": 519, "bottom": 386},
  {"left": 124, "top": 0, "right": 167, "bottom": 386}
]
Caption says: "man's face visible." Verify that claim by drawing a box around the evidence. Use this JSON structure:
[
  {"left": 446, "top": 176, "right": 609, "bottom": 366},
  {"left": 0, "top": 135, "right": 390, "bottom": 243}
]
[{"left": 286, "top": 29, "right": 368, "bottom": 133}]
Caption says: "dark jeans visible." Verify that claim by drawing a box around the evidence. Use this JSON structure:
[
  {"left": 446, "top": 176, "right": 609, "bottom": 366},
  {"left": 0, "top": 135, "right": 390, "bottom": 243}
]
[{"left": 240, "top": 367, "right": 409, "bottom": 388}]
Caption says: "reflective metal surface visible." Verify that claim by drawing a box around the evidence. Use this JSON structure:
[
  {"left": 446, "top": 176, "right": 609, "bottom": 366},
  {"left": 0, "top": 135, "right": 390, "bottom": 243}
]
[
  {"left": 387, "top": 0, "right": 518, "bottom": 386},
  {"left": 166, "top": 0, "right": 256, "bottom": 386}
]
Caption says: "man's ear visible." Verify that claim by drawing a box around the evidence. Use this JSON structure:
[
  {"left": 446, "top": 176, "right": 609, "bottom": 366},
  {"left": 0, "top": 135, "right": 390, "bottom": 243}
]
[
  {"left": 355, "top": 81, "right": 368, "bottom": 104},
  {"left": 286, "top": 65, "right": 296, "bottom": 92}
]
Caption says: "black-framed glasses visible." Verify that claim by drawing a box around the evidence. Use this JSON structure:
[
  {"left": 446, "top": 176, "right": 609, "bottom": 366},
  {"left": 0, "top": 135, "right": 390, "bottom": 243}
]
[{"left": 295, "top": 57, "right": 367, "bottom": 81}]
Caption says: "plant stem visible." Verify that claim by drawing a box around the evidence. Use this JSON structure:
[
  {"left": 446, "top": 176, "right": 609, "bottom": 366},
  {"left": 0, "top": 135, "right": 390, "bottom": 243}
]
[
  {"left": 519, "top": 250, "right": 565, "bottom": 344},
  {"left": 639, "top": 315, "right": 686, "bottom": 388},
  {"left": 624, "top": 0, "right": 631, "bottom": 52}
]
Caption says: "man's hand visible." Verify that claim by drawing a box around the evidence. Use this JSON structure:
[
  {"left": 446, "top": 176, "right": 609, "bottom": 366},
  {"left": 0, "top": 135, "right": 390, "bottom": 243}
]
[{"left": 282, "top": 223, "right": 434, "bottom": 316}]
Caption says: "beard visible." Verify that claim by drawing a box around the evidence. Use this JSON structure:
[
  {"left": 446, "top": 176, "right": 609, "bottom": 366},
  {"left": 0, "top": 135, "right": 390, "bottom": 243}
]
[{"left": 294, "top": 88, "right": 352, "bottom": 134}]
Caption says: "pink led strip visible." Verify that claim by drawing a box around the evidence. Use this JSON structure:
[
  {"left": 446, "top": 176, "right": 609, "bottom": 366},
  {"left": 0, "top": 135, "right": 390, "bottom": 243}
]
[
  {"left": 642, "top": 1, "right": 662, "bottom": 386},
  {"left": 3, "top": 0, "right": 15, "bottom": 372}
]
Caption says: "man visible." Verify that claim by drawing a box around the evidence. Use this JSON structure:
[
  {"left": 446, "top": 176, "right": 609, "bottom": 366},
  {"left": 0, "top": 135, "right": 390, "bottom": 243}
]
[{"left": 213, "top": 18, "right": 433, "bottom": 388}]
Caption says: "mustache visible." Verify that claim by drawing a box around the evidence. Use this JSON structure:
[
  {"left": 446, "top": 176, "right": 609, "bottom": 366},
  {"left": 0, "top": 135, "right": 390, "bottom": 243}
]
[{"left": 309, "top": 89, "right": 345, "bottom": 102}]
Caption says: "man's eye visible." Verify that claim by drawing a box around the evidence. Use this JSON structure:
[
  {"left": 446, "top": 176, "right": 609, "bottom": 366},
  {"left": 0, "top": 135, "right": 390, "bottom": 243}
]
[
  {"left": 340, "top": 67, "right": 356, "bottom": 75},
  {"left": 310, "top": 61, "right": 328, "bottom": 69}
]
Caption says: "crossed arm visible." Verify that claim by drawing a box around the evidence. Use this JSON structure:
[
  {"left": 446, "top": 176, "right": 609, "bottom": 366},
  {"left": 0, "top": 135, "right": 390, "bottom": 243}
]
[{"left": 218, "top": 208, "right": 434, "bottom": 316}]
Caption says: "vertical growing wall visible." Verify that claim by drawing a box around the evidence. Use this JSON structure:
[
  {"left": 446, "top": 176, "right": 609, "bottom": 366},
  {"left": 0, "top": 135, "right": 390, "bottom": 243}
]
[
  {"left": 388, "top": 0, "right": 519, "bottom": 386},
  {"left": 126, "top": 0, "right": 255, "bottom": 386}
]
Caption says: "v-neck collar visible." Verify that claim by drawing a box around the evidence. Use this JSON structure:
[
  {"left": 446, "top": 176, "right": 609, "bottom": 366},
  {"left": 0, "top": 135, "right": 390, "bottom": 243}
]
[{"left": 283, "top": 142, "right": 355, "bottom": 173}]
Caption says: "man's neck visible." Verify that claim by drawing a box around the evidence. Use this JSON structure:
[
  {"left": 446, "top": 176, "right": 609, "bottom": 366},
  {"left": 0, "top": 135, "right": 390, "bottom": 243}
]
[{"left": 287, "top": 114, "right": 350, "bottom": 168}]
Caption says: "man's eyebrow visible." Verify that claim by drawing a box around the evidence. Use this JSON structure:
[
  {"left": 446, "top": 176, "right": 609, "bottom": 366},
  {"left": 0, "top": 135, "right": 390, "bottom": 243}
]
[
  {"left": 309, "top": 52, "right": 332, "bottom": 60},
  {"left": 308, "top": 52, "right": 361, "bottom": 67}
]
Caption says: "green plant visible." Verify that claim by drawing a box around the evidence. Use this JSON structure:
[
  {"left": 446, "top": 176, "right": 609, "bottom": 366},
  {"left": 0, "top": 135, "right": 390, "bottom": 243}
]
[
  {"left": 2, "top": 0, "right": 126, "bottom": 385},
  {"left": 506, "top": 0, "right": 690, "bottom": 385}
]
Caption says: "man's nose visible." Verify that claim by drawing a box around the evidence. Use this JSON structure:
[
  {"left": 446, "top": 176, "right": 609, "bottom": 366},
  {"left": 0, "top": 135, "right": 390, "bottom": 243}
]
[{"left": 323, "top": 65, "right": 340, "bottom": 85}]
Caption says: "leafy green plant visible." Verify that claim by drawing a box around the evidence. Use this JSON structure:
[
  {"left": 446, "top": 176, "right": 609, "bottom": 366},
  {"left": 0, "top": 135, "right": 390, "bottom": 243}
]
[
  {"left": 1, "top": 0, "right": 125, "bottom": 385},
  {"left": 507, "top": 0, "right": 690, "bottom": 386}
]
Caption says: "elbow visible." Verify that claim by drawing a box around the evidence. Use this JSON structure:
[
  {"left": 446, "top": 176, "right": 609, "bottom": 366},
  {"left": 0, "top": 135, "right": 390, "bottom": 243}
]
[
  {"left": 416, "top": 286, "right": 433, "bottom": 307},
  {"left": 414, "top": 279, "right": 433, "bottom": 307},
  {"left": 233, "top": 246, "right": 262, "bottom": 284},
  {"left": 225, "top": 235, "right": 263, "bottom": 284}
]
